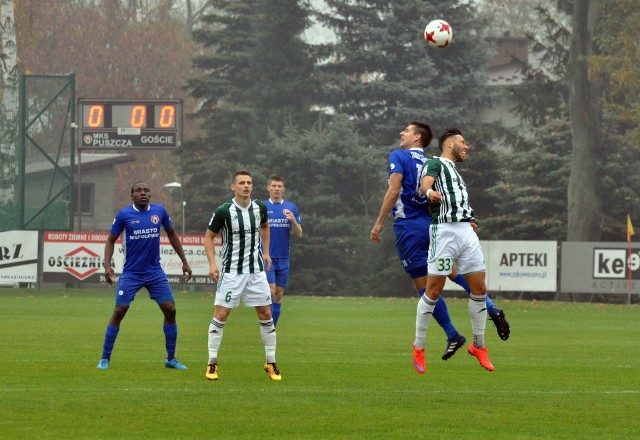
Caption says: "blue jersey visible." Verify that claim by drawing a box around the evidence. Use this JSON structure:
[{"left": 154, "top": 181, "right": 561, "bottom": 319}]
[
  {"left": 264, "top": 199, "right": 301, "bottom": 258},
  {"left": 388, "top": 148, "right": 429, "bottom": 219},
  {"left": 109, "top": 203, "right": 172, "bottom": 274}
]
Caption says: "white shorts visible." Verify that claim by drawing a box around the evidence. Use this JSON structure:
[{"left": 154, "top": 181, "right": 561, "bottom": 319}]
[
  {"left": 214, "top": 272, "right": 272, "bottom": 308},
  {"left": 428, "top": 222, "right": 485, "bottom": 276}
]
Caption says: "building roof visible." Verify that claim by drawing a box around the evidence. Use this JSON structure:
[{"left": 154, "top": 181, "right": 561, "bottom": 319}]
[
  {"left": 486, "top": 36, "right": 556, "bottom": 86},
  {"left": 487, "top": 37, "right": 529, "bottom": 86},
  {"left": 26, "top": 153, "right": 135, "bottom": 175}
]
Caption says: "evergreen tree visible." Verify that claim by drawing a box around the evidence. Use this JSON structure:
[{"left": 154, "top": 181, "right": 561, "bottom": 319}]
[
  {"left": 252, "top": 0, "right": 317, "bottom": 133},
  {"left": 314, "top": 0, "right": 504, "bottom": 245},
  {"left": 454, "top": 126, "right": 509, "bottom": 238},
  {"left": 484, "top": 113, "right": 571, "bottom": 240},
  {"left": 253, "top": 115, "right": 409, "bottom": 296},
  {"left": 184, "top": 0, "right": 317, "bottom": 231},
  {"left": 316, "top": 0, "right": 496, "bottom": 147}
]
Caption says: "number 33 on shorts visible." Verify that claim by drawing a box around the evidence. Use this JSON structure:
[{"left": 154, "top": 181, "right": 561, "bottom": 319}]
[{"left": 437, "top": 258, "right": 452, "bottom": 272}]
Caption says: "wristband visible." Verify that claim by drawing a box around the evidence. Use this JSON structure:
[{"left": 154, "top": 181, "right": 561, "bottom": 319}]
[{"left": 426, "top": 189, "right": 433, "bottom": 198}]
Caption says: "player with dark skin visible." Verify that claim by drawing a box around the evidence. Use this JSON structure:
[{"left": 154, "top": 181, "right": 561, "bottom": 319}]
[{"left": 103, "top": 183, "right": 192, "bottom": 329}]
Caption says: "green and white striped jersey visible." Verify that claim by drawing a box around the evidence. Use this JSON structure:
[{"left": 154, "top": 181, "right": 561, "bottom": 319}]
[
  {"left": 421, "top": 157, "right": 475, "bottom": 224},
  {"left": 208, "top": 199, "right": 268, "bottom": 274}
]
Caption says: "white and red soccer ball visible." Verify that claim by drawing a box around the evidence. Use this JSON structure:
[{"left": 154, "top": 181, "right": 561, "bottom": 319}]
[{"left": 424, "top": 19, "right": 452, "bottom": 48}]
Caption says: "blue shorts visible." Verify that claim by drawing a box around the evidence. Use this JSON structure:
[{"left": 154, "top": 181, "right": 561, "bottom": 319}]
[
  {"left": 265, "top": 257, "right": 290, "bottom": 287},
  {"left": 114, "top": 269, "right": 174, "bottom": 306},
  {"left": 393, "top": 216, "right": 431, "bottom": 279}
]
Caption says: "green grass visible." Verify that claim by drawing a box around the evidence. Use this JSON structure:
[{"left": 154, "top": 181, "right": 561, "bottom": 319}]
[{"left": 1, "top": 288, "right": 639, "bottom": 439}]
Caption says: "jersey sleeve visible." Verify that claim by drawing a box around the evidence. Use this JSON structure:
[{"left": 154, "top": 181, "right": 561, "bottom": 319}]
[
  {"left": 160, "top": 205, "right": 173, "bottom": 231},
  {"left": 208, "top": 206, "right": 226, "bottom": 234},
  {"left": 109, "top": 209, "right": 125, "bottom": 236},
  {"left": 388, "top": 150, "right": 405, "bottom": 176},
  {"left": 291, "top": 203, "right": 301, "bottom": 224},
  {"left": 257, "top": 200, "right": 269, "bottom": 225},
  {"left": 423, "top": 158, "right": 442, "bottom": 179}
]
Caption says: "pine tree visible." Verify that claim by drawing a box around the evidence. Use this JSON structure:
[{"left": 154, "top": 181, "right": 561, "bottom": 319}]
[
  {"left": 184, "top": 0, "right": 317, "bottom": 230},
  {"left": 253, "top": 115, "right": 405, "bottom": 295},
  {"left": 317, "top": 0, "right": 496, "bottom": 147}
]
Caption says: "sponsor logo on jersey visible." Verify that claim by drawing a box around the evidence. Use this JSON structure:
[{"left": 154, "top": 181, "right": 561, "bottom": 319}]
[{"left": 232, "top": 228, "right": 259, "bottom": 235}]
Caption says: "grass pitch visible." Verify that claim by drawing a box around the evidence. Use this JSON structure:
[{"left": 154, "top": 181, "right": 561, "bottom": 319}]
[{"left": 1, "top": 288, "right": 638, "bottom": 439}]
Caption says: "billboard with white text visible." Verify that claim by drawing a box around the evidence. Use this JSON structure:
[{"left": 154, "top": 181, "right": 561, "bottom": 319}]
[
  {"left": 444, "top": 240, "right": 558, "bottom": 292},
  {"left": 42, "top": 231, "right": 220, "bottom": 285}
]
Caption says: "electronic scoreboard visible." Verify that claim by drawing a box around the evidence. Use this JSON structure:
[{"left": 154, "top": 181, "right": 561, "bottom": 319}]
[{"left": 78, "top": 99, "right": 182, "bottom": 149}]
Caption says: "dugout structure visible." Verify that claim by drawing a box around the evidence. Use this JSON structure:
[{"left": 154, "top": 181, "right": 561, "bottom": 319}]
[{"left": 0, "top": 73, "right": 75, "bottom": 231}]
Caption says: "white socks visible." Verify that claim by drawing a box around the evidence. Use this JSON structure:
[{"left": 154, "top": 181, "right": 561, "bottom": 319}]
[
  {"left": 208, "top": 317, "right": 278, "bottom": 364},
  {"left": 207, "top": 318, "right": 225, "bottom": 364},
  {"left": 468, "top": 294, "right": 487, "bottom": 348},
  {"left": 260, "top": 319, "right": 277, "bottom": 363},
  {"left": 414, "top": 295, "right": 437, "bottom": 349}
]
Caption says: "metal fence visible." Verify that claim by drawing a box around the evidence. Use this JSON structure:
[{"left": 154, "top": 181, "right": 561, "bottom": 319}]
[{"left": 0, "top": 73, "right": 75, "bottom": 231}]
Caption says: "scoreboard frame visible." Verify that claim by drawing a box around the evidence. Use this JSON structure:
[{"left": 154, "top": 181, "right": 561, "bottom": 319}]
[{"left": 78, "top": 98, "right": 182, "bottom": 149}]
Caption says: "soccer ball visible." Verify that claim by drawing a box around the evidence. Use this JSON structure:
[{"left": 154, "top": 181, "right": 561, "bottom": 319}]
[{"left": 424, "top": 19, "right": 452, "bottom": 48}]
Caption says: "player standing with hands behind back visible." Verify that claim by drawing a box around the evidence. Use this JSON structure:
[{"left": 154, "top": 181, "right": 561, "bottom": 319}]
[{"left": 264, "top": 176, "right": 302, "bottom": 327}]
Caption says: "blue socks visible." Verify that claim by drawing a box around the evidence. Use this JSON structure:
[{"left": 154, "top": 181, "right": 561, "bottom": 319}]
[
  {"left": 163, "top": 323, "right": 178, "bottom": 361},
  {"left": 432, "top": 296, "right": 459, "bottom": 340},
  {"left": 485, "top": 295, "right": 496, "bottom": 314},
  {"left": 271, "top": 303, "right": 281, "bottom": 327},
  {"left": 101, "top": 323, "right": 180, "bottom": 361},
  {"left": 101, "top": 324, "right": 120, "bottom": 360},
  {"left": 453, "top": 274, "right": 471, "bottom": 293}
]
